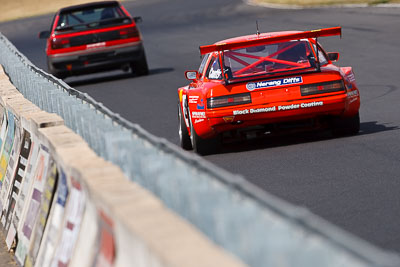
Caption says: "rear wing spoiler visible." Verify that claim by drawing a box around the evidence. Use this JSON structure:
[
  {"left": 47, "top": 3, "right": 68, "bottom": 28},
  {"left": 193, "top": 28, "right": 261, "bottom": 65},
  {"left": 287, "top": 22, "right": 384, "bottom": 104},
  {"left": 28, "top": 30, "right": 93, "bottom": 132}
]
[{"left": 199, "top": 27, "right": 342, "bottom": 55}]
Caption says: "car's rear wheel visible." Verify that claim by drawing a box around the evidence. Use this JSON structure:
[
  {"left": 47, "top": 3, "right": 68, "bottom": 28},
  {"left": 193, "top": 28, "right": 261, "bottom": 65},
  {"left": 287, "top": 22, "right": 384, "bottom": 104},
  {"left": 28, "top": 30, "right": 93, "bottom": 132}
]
[
  {"left": 331, "top": 112, "right": 360, "bottom": 136},
  {"left": 190, "top": 119, "right": 220, "bottom": 155},
  {"left": 178, "top": 104, "right": 192, "bottom": 150},
  {"left": 131, "top": 50, "right": 149, "bottom": 76}
]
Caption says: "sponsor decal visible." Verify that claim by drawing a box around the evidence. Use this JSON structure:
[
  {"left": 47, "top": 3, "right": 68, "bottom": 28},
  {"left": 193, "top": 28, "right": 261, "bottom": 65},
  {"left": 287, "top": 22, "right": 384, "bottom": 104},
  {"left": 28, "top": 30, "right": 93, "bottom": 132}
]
[
  {"left": 347, "top": 73, "right": 356, "bottom": 83},
  {"left": 233, "top": 101, "right": 323, "bottom": 115},
  {"left": 197, "top": 99, "right": 205, "bottom": 110},
  {"left": 195, "top": 119, "right": 204, "bottom": 124},
  {"left": 347, "top": 90, "right": 359, "bottom": 97},
  {"left": 299, "top": 102, "right": 323, "bottom": 108},
  {"left": 246, "top": 76, "right": 303, "bottom": 91},
  {"left": 191, "top": 111, "right": 206, "bottom": 119},
  {"left": 86, "top": 42, "right": 106, "bottom": 49},
  {"left": 189, "top": 96, "right": 199, "bottom": 104},
  {"left": 209, "top": 69, "right": 222, "bottom": 79}
]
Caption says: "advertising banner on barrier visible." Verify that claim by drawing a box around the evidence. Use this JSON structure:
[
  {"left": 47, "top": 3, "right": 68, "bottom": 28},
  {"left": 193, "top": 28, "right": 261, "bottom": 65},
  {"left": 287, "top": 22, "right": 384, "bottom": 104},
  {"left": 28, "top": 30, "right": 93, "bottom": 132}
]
[
  {"left": 35, "top": 166, "right": 69, "bottom": 267},
  {"left": 93, "top": 210, "right": 116, "bottom": 267},
  {"left": 0, "top": 110, "right": 9, "bottom": 210},
  {"left": 4, "top": 129, "right": 32, "bottom": 249},
  {"left": 69, "top": 191, "right": 98, "bottom": 267},
  {"left": 25, "top": 161, "right": 58, "bottom": 267},
  {"left": 0, "top": 110, "right": 15, "bottom": 189},
  {"left": 1, "top": 111, "right": 22, "bottom": 228},
  {"left": 15, "top": 144, "right": 50, "bottom": 265},
  {"left": 4, "top": 129, "right": 32, "bottom": 229},
  {"left": 0, "top": 112, "right": 7, "bottom": 154},
  {"left": 6, "top": 121, "right": 38, "bottom": 253},
  {"left": 51, "top": 175, "right": 86, "bottom": 267},
  {"left": 12, "top": 131, "right": 39, "bottom": 249}
]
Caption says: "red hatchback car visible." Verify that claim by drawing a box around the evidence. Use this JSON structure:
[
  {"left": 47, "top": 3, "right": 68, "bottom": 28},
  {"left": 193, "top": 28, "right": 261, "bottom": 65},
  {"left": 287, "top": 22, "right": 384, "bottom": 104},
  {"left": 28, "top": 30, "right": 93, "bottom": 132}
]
[
  {"left": 39, "top": 1, "right": 148, "bottom": 79},
  {"left": 178, "top": 27, "right": 360, "bottom": 155}
]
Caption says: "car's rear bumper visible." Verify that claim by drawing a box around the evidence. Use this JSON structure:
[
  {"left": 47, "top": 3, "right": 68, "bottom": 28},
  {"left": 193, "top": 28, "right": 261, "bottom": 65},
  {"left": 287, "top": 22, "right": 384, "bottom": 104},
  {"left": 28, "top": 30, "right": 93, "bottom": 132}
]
[
  {"left": 195, "top": 91, "right": 360, "bottom": 138},
  {"left": 48, "top": 41, "right": 144, "bottom": 76}
]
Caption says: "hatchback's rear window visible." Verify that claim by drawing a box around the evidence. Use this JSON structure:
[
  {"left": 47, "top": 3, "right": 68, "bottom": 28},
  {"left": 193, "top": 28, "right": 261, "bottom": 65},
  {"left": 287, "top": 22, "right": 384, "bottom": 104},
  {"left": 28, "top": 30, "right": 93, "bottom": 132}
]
[{"left": 56, "top": 5, "right": 127, "bottom": 31}]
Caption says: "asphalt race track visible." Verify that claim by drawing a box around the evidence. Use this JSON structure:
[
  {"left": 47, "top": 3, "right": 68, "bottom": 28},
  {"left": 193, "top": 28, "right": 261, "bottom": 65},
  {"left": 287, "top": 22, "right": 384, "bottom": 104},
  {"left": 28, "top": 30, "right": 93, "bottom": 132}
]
[{"left": 1, "top": 0, "right": 400, "bottom": 254}]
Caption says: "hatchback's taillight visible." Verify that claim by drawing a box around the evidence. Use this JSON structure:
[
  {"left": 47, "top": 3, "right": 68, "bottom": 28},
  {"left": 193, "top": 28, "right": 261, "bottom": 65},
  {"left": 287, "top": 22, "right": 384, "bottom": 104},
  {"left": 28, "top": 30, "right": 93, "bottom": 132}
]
[
  {"left": 119, "top": 26, "right": 139, "bottom": 39},
  {"left": 51, "top": 37, "right": 70, "bottom": 49}
]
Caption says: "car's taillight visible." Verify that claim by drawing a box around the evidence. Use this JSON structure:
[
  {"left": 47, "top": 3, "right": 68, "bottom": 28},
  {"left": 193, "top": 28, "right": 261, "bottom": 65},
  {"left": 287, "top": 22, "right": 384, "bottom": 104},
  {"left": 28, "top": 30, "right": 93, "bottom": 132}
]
[
  {"left": 207, "top": 93, "right": 251, "bottom": 109},
  {"left": 119, "top": 26, "right": 139, "bottom": 39},
  {"left": 300, "top": 80, "right": 345, "bottom": 96},
  {"left": 51, "top": 37, "right": 70, "bottom": 49}
]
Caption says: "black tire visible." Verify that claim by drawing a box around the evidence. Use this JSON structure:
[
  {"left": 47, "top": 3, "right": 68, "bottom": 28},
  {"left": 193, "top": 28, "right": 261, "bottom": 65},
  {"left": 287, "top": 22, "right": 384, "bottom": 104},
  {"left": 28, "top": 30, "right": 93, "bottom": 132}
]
[
  {"left": 331, "top": 112, "right": 360, "bottom": 136},
  {"left": 178, "top": 103, "right": 192, "bottom": 150},
  {"left": 190, "top": 119, "right": 220, "bottom": 155},
  {"left": 131, "top": 50, "right": 149, "bottom": 76}
]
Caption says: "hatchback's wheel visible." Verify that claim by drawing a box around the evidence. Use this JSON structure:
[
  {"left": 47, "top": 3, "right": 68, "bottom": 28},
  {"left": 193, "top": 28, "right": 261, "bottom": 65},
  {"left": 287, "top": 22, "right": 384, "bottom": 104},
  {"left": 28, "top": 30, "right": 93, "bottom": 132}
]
[
  {"left": 331, "top": 112, "right": 360, "bottom": 136},
  {"left": 190, "top": 121, "right": 220, "bottom": 155},
  {"left": 178, "top": 104, "right": 192, "bottom": 150},
  {"left": 131, "top": 50, "right": 149, "bottom": 76}
]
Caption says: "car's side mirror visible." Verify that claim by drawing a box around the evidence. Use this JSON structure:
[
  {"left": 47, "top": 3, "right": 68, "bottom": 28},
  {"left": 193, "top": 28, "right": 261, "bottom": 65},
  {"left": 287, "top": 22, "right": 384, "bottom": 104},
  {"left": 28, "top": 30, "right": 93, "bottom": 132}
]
[
  {"left": 185, "top": 71, "right": 199, "bottom": 81},
  {"left": 327, "top": 52, "right": 340, "bottom": 62},
  {"left": 133, "top": 16, "right": 142, "bottom": 23},
  {"left": 38, "top": 31, "right": 51, "bottom": 39}
]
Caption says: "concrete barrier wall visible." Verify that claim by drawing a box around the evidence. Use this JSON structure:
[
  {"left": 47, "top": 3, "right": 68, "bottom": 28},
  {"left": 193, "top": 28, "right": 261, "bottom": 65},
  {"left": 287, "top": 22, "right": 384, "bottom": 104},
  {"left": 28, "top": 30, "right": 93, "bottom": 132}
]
[{"left": 0, "top": 65, "right": 246, "bottom": 267}]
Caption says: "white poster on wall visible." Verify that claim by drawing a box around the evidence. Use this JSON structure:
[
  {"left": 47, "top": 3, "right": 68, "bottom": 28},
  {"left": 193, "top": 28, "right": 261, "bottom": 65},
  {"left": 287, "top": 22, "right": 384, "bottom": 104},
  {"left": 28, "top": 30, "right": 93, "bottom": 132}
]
[
  {"left": 0, "top": 114, "right": 22, "bottom": 226},
  {"left": 35, "top": 166, "right": 69, "bottom": 267},
  {"left": 68, "top": 194, "right": 99, "bottom": 267},
  {"left": 24, "top": 161, "right": 58, "bottom": 267},
  {"left": 50, "top": 175, "right": 86, "bottom": 267},
  {"left": 4, "top": 129, "right": 32, "bottom": 249},
  {"left": 7, "top": 128, "right": 38, "bottom": 254},
  {"left": 0, "top": 111, "right": 15, "bottom": 191},
  {"left": 13, "top": 135, "right": 40, "bottom": 238},
  {"left": 14, "top": 144, "right": 50, "bottom": 266},
  {"left": 0, "top": 111, "right": 8, "bottom": 154}
]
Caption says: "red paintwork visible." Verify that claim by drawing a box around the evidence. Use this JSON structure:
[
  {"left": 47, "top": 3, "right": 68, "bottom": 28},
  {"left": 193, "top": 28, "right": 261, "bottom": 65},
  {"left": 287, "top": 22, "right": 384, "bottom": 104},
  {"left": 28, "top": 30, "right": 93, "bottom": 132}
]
[
  {"left": 48, "top": 38, "right": 141, "bottom": 57},
  {"left": 178, "top": 27, "right": 360, "bottom": 141}
]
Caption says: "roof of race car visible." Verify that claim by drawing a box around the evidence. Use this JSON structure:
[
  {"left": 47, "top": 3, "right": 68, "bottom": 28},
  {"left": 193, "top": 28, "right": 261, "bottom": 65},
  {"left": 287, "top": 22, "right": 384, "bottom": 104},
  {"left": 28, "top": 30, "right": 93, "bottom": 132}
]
[{"left": 199, "top": 27, "right": 341, "bottom": 55}]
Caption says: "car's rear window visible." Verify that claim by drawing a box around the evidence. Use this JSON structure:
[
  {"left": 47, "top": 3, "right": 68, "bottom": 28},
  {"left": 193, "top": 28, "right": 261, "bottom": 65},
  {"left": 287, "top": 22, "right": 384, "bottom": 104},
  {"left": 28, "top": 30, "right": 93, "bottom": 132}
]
[
  {"left": 56, "top": 5, "right": 128, "bottom": 31},
  {"left": 223, "top": 40, "right": 316, "bottom": 79}
]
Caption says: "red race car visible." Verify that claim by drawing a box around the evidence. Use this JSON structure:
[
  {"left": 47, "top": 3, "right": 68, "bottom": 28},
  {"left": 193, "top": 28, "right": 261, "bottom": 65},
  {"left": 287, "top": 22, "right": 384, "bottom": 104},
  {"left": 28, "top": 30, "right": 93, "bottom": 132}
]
[
  {"left": 178, "top": 27, "right": 360, "bottom": 155},
  {"left": 39, "top": 0, "right": 148, "bottom": 79}
]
